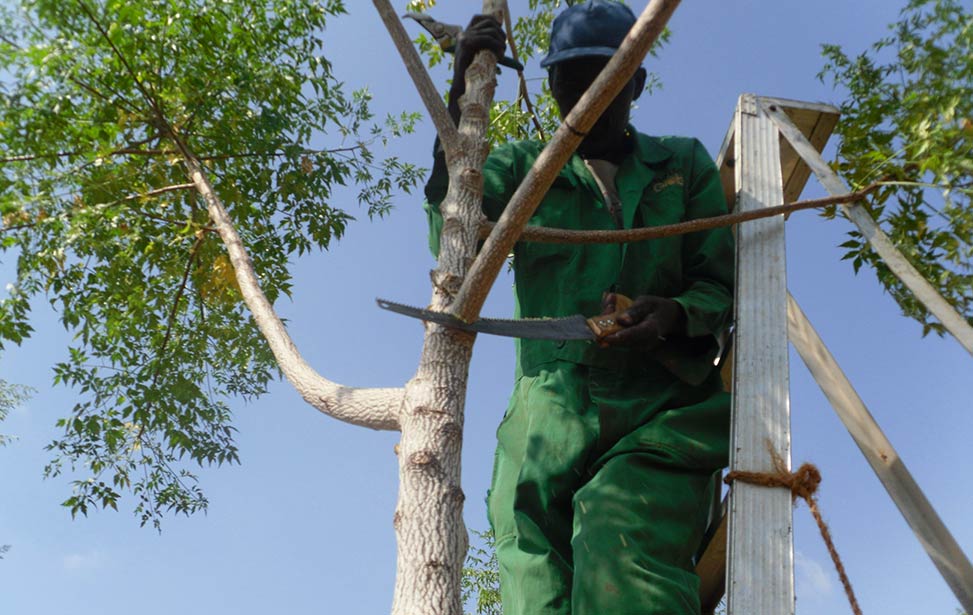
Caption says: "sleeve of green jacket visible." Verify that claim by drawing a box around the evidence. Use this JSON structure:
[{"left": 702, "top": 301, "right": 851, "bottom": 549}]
[{"left": 670, "top": 139, "right": 734, "bottom": 340}]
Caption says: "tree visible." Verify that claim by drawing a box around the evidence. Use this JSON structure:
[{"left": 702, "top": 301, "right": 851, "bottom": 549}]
[
  {"left": 7, "top": 0, "right": 966, "bottom": 612},
  {"left": 1, "top": 0, "right": 677, "bottom": 612},
  {"left": 819, "top": 0, "right": 973, "bottom": 336},
  {"left": 461, "top": 530, "right": 501, "bottom": 615}
]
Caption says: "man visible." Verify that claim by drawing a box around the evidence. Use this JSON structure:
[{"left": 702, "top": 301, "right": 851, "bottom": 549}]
[{"left": 424, "top": 2, "right": 734, "bottom": 613}]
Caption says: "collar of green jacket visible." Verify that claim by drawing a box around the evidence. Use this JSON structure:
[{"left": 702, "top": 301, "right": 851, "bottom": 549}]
[{"left": 559, "top": 128, "right": 674, "bottom": 187}]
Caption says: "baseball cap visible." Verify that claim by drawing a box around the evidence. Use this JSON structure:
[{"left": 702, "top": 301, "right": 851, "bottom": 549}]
[{"left": 540, "top": 0, "right": 637, "bottom": 69}]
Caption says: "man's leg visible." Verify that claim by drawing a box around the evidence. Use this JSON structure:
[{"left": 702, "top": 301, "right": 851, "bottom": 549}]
[
  {"left": 487, "top": 363, "right": 597, "bottom": 615},
  {"left": 570, "top": 454, "right": 716, "bottom": 615}
]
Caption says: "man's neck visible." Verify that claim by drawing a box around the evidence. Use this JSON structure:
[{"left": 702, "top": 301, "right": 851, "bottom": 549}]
[{"left": 579, "top": 130, "right": 635, "bottom": 165}]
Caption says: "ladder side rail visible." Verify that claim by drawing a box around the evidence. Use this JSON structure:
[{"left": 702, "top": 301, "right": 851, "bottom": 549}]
[
  {"left": 725, "top": 93, "right": 795, "bottom": 615},
  {"left": 763, "top": 101, "right": 973, "bottom": 355},
  {"left": 787, "top": 293, "right": 973, "bottom": 613}
]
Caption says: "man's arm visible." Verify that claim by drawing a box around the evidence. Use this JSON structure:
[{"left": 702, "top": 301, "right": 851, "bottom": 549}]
[
  {"left": 603, "top": 139, "right": 733, "bottom": 349},
  {"left": 671, "top": 138, "right": 734, "bottom": 340}
]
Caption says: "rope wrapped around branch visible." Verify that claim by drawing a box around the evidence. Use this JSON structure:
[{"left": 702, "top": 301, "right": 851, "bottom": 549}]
[{"left": 725, "top": 449, "right": 864, "bottom": 615}]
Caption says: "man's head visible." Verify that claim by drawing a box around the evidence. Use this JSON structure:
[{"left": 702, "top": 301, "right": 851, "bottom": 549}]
[{"left": 541, "top": 1, "right": 646, "bottom": 161}]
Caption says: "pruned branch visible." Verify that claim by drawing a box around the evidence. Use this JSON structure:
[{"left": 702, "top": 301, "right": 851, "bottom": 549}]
[
  {"left": 485, "top": 181, "right": 884, "bottom": 244},
  {"left": 451, "top": 0, "right": 682, "bottom": 323}
]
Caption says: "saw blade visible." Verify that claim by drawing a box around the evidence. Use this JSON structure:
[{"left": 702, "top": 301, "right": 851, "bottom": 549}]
[{"left": 376, "top": 298, "right": 596, "bottom": 341}]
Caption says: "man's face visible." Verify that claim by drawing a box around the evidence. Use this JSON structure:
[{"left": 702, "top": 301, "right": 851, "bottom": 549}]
[{"left": 549, "top": 56, "right": 644, "bottom": 160}]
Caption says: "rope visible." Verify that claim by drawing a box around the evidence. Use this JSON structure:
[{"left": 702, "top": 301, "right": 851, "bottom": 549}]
[{"left": 724, "top": 449, "right": 863, "bottom": 615}]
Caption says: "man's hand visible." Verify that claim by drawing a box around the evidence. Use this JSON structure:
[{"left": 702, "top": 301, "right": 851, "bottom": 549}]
[
  {"left": 599, "top": 293, "right": 687, "bottom": 351},
  {"left": 448, "top": 15, "right": 506, "bottom": 123}
]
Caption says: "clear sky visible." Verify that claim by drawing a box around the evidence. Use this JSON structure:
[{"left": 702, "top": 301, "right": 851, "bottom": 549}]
[{"left": 2, "top": 1, "right": 970, "bottom": 614}]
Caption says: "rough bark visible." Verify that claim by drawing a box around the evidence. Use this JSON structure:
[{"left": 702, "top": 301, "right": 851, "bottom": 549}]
[{"left": 388, "top": 0, "right": 505, "bottom": 608}]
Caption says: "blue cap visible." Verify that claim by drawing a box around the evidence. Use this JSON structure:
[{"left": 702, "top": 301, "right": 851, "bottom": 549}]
[{"left": 540, "top": 0, "right": 637, "bottom": 69}]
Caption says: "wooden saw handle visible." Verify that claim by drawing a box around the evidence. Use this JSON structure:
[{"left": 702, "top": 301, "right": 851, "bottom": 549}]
[{"left": 586, "top": 293, "right": 633, "bottom": 339}]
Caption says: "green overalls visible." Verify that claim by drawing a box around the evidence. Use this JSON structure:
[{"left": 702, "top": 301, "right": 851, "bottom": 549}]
[{"left": 425, "top": 132, "right": 734, "bottom": 614}]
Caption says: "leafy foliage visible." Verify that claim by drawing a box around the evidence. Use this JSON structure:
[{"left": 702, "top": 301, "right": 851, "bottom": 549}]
[
  {"left": 819, "top": 0, "right": 973, "bottom": 335},
  {"left": 0, "top": 377, "right": 30, "bottom": 559},
  {"left": 0, "top": 0, "right": 421, "bottom": 528},
  {"left": 0, "top": 376, "right": 32, "bottom": 447},
  {"left": 461, "top": 529, "right": 502, "bottom": 615}
]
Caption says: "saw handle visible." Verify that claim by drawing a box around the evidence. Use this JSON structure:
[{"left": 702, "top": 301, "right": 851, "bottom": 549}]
[{"left": 586, "top": 293, "right": 633, "bottom": 339}]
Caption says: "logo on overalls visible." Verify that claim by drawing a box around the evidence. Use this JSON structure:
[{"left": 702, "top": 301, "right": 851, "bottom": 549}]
[{"left": 652, "top": 172, "right": 684, "bottom": 193}]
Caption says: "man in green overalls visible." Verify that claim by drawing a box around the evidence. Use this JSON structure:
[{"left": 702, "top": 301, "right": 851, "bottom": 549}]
[{"left": 424, "top": 2, "right": 734, "bottom": 613}]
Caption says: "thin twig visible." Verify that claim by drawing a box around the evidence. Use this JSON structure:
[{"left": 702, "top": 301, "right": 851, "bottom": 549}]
[
  {"left": 75, "top": 0, "right": 167, "bottom": 130},
  {"left": 157, "top": 233, "right": 205, "bottom": 362},
  {"left": 121, "top": 183, "right": 195, "bottom": 200},
  {"left": 502, "top": 5, "right": 546, "bottom": 141},
  {"left": 0, "top": 222, "right": 37, "bottom": 234},
  {"left": 1, "top": 144, "right": 368, "bottom": 164}
]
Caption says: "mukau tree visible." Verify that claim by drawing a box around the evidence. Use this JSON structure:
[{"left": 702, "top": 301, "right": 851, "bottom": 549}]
[
  {"left": 3, "top": 0, "right": 969, "bottom": 613},
  {"left": 0, "top": 0, "right": 676, "bottom": 612}
]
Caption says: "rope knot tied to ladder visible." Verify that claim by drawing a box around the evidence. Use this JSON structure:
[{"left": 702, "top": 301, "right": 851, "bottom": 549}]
[
  {"left": 724, "top": 448, "right": 863, "bottom": 615},
  {"left": 725, "top": 461, "right": 822, "bottom": 502}
]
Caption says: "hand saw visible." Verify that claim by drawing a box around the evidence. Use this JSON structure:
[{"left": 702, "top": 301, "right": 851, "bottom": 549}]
[
  {"left": 377, "top": 294, "right": 722, "bottom": 386},
  {"left": 376, "top": 294, "right": 637, "bottom": 341}
]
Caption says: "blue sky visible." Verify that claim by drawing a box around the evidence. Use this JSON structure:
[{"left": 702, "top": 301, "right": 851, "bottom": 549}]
[{"left": 2, "top": 1, "right": 970, "bottom": 614}]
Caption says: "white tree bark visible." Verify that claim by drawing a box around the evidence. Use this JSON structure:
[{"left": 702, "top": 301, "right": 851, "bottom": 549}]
[
  {"left": 185, "top": 155, "right": 403, "bottom": 432},
  {"left": 389, "top": 0, "right": 505, "bottom": 608}
]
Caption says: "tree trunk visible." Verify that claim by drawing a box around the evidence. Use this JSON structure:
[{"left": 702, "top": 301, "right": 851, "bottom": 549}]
[{"left": 389, "top": 3, "right": 504, "bottom": 610}]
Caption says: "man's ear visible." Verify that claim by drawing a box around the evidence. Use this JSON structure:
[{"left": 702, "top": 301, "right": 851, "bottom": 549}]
[{"left": 631, "top": 67, "right": 647, "bottom": 101}]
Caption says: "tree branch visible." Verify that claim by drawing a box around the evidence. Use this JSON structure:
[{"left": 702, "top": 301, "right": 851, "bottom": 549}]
[
  {"left": 372, "top": 0, "right": 460, "bottom": 155},
  {"left": 485, "top": 181, "right": 884, "bottom": 244},
  {"left": 1, "top": 144, "right": 371, "bottom": 165},
  {"left": 450, "top": 0, "right": 682, "bottom": 323},
  {"left": 122, "top": 183, "right": 195, "bottom": 200},
  {"left": 181, "top": 152, "right": 402, "bottom": 431},
  {"left": 76, "top": 1, "right": 404, "bottom": 428}
]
